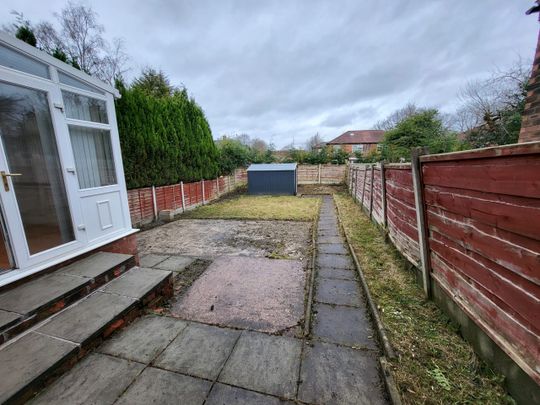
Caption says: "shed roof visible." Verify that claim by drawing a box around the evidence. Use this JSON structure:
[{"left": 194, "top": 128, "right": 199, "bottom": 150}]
[{"left": 247, "top": 163, "right": 297, "bottom": 172}]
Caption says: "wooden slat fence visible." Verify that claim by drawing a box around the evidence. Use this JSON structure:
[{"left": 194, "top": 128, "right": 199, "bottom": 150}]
[
  {"left": 297, "top": 164, "right": 346, "bottom": 184},
  {"left": 127, "top": 168, "right": 248, "bottom": 226},
  {"left": 346, "top": 142, "right": 540, "bottom": 386}
]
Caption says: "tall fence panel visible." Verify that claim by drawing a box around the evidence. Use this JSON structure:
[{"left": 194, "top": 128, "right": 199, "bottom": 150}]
[
  {"left": 420, "top": 145, "right": 540, "bottom": 384},
  {"left": 346, "top": 143, "right": 540, "bottom": 388},
  {"left": 385, "top": 164, "right": 421, "bottom": 266}
]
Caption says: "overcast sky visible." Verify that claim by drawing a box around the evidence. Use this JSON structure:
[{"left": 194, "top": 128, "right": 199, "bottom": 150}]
[{"left": 1, "top": 1, "right": 538, "bottom": 148}]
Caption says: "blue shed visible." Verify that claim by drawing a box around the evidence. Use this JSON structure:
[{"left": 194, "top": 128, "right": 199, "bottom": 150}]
[{"left": 247, "top": 163, "right": 298, "bottom": 195}]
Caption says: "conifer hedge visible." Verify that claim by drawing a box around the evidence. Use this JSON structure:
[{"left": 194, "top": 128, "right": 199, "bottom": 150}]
[{"left": 115, "top": 86, "right": 219, "bottom": 189}]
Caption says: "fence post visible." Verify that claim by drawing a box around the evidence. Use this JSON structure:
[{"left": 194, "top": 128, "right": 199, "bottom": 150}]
[
  {"left": 151, "top": 185, "right": 158, "bottom": 221},
  {"left": 369, "top": 165, "right": 374, "bottom": 219},
  {"left": 318, "top": 164, "right": 322, "bottom": 184},
  {"left": 180, "top": 181, "right": 185, "bottom": 212},
  {"left": 411, "top": 147, "right": 432, "bottom": 299},
  {"left": 201, "top": 180, "right": 206, "bottom": 205},
  {"left": 380, "top": 162, "right": 387, "bottom": 229}
]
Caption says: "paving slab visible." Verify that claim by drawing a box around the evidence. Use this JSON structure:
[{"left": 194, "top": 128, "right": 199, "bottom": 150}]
[
  {"left": 0, "top": 332, "right": 78, "bottom": 403},
  {"left": 206, "top": 383, "right": 286, "bottom": 405},
  {"left": 115, "top": 367, "right": 211, "bottom": 405},
  {"left": 98, "top": 315, "right": 187, "bottom": 363},
  {"left": 30, "top": 353, "right": 144, "bottom": 405},
  {"left": 317, "top": 243, "right": 348, "bottom": 255},
  {"left": 154, "top": 322, "right": 239, "bottom": 380},
  {"left": 317, "top": 225, "right": 339, "bottom": 234},
  {"left": 37, "top": 292, "right": 137, "bottom": 344},
  {"left": 317, "top": 228, "right": 341, "bottom": 237},
  {"left": 318, "top": 267, "right": 356, "bottom": 281},
  {"left": 153, "top": 255, "right": 194, "bottom": 272},
  {"left": 315, "top": 278, "right": 363, "bottom": 307},
  {"left": 60, "top": 252, "right": 132, "bottom": 279},
  {"left": 219, "top": 331, "right": 301, "bottom": 398},
  {"left": 317, "top": 253, "right": 354, "bottom": 269},
  {"left": 317, "top": 235, "right": 344, "bottom": 244},
  {"left": 0, "top": 309, "right": 20, "bottom": 331},
  {"left": 0, "top": 273, "right": 89, "bottom": 315},
  {"left": 139, "top": 254, "right": 169, "bottom": 268},
  {"left": 298, "top": 341, "right": 387, "bottom": 405},
  {"left": 99, "top": 267, "right": 171, "bottom": 300},
  {"left": 312, "top": 303, "right": 376, "bottom": 349},
  {"left": 172, "top": 256, "right": 304, "bottom": 333}
]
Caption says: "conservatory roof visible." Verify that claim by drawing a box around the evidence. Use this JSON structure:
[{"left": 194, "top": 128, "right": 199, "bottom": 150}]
[{"left": 0, "top": 31, "right": 120, "bottom": 97}]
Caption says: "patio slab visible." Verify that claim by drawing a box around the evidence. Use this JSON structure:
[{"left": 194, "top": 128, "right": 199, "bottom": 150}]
[
  {"left": 298, "top": 341, "right": 387, "bottom": 405},
  {"left": 98, "top": 315, "right": 187, "bottom": 363},
  {"left": 312, "top": 302, "right": 376, "bottom": 349},
  {"left": 37, "top": 292, "right": 137, "bottom": 344},
  {"left": 0, "top": 273, "right": 89, "bottom": 315},
  {"left": 154, "top": 322, "right": 239, "bottom": 380},
  {"left": 318, "top": 267, "right": 356, "bottom": 281},
  {"left": 0, "top": 332, "right": 78, "bottom": 404},
  {"left": 171, "top": 256, "right": 305, "bottom": 333},
  {"left": 317, "top": 235, "right": 344, "bottom": 244},
  {"left": 315, "top": 278, "right": 363, "bottom": 307},
  {"left": 218, "top": 331, "right": 302, "bottom": 398},
  {"left": 317, "top": 243, "right": 348, "bottom": 255},
  {"left": 60, "top": 252, "right": 133, "bottom": 279},
  {"left": 30, "top": 353, "right": 144, "bottom": 405},
  {"left": 154, "top": 255, "right": 194, "bottom": 272},
  {"left": 115, "top": 367, "right": 211, "bottom": 405},
  {"left": 0, "top": 310, "right": 20, "bottom": 331},
  {"left": 316, "top": 253, "right": 354, "bottom": 269},
  {"left": 139, "top": 254, "right": 169, "bottom": 268},
  {"left": 206, "top": 383, "right": 287, "bottom": 405},
  {"left": 99, "top": 267, "right": 171, "bottom": 300}
]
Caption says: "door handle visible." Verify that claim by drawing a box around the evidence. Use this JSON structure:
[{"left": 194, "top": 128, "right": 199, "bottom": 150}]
[{"left": 1, "top": 171, "right": 22, "bottom": 192}]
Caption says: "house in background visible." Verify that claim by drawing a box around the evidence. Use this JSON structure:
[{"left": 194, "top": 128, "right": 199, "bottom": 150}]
[
  {"left": 326, "top": 130, "right": 385, "bottom": 156},
  {"left": 0, "top": 32, "right": 136, "bottom": 287}
]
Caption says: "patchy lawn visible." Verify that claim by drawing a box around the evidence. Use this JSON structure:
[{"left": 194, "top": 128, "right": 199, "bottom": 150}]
[
  {"left": 181, "top": 195, "right": 320, "bottom": 221},
  {"left": 334, "top": 192, "right": 512, "bottom": 405}
]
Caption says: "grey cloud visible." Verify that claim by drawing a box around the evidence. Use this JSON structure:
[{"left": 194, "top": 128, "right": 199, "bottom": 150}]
[{"left": 2, "top": 0, "right": 536, "bottom": 147}]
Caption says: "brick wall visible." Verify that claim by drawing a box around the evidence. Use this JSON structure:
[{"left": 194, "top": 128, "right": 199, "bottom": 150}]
[{"left": 519, "top": 12, "right": 540, "bottom": 142}]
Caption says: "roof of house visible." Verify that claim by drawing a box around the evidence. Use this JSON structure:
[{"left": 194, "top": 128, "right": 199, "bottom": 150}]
[
  {"left": 247, "top": 163, "right": 297, "bottom": 172},
  {"left": 327, "top": 130, "right": 385, "bottom": 145}
]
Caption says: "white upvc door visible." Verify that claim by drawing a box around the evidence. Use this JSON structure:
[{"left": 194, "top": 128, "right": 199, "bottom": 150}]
[{"left": 0, "top": 68, "right": 85, "bottom": 271}]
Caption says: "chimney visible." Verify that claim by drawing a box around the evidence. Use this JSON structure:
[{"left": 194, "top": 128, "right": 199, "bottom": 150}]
[{"left": 519, "top": 1, "right": 540, "bottom": 142}]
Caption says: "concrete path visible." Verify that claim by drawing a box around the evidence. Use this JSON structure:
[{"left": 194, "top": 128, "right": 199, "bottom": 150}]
[{"left": 31, "top": 197, "right": 388, "bottom": 404}]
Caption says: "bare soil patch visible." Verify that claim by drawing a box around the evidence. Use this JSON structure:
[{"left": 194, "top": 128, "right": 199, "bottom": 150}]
[{"left": 137, "top": 219, "right": 311, "bottom": 261}]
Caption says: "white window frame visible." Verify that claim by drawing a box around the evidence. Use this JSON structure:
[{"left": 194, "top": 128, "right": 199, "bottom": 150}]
[{"left": 0, "top": 32, "right": 135, "bottom": 287}]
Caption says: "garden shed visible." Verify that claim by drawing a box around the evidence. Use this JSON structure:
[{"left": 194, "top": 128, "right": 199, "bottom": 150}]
[{"left": 247, "top": 163, "right": 297, "bottom": 195}]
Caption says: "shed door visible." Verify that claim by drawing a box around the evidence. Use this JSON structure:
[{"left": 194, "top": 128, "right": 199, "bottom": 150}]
[{"left": 0, "top": 77, "right": 83, "bottom": 271}]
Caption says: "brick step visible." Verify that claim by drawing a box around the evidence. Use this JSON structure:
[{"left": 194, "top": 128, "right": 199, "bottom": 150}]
[
  {"left": 0, "top": 266, "right": 173, "bottom": 404},
  {"left": 0, "top": 252, "right": 135, "bottom": 345}
]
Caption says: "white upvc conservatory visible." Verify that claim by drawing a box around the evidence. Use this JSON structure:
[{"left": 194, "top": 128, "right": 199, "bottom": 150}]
[{"left": 0, "top": 32, "right": 135, "bottom": 287}]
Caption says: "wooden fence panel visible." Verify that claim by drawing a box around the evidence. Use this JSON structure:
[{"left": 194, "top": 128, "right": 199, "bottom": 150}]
[
  {"left": 421, "top": 148, "right": 540, "bottom": 384},
  {"left": 384, "top": 164, "right": 420, "bottom": 266},
  {"left": 372, "top": 167, "right": 384, "bottom": 225},
  {"left": 297, "top": 165, "right": 319, "bottom": 184}
]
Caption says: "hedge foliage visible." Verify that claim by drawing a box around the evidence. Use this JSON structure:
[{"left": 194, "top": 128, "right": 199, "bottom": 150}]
[{"left": 115, "top": 85, "right": 219, "bottom": 189}]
